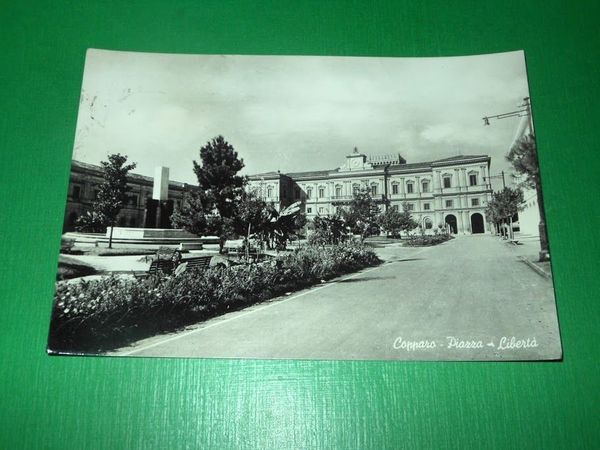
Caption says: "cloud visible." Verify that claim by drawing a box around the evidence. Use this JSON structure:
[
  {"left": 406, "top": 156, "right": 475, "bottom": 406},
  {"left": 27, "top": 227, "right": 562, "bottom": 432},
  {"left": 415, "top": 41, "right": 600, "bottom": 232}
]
[{"left": 73, "top": 50, "right": 530, "bottom": 187}]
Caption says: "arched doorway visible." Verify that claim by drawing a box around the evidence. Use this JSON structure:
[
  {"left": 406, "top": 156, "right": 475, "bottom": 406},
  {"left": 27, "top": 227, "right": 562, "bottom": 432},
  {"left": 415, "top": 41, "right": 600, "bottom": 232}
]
[
  {"left": 445, "top": 214, "right": 458, "bottom": 234},
  {"left": 423, "top": 217, "right": 433, "bottom": 231},
  {"left": 470, "top": 213, "right": 484, "bottom": 234}
]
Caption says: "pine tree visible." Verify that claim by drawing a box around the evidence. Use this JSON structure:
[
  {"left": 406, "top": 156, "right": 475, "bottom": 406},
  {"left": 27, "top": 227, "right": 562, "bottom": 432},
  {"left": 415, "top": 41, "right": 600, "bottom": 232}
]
[
  {"left": 172, "top": 136, "right": 246, "bottom": 251},
  {"left": 193, "top": 135, "right": 246, "bottom": 219}
]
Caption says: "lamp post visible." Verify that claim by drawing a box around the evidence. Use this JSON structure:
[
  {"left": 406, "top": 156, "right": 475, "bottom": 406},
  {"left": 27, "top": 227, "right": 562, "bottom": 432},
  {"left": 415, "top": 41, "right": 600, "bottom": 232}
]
[{"left": 483, "top": 98, "right": 549, "bottom": 261}]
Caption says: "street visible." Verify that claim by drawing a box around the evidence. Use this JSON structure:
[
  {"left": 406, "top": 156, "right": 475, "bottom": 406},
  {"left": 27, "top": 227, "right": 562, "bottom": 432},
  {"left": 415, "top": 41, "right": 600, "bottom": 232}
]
[{"left": 115, "top": 235, "right": 562, "bottom": 360}]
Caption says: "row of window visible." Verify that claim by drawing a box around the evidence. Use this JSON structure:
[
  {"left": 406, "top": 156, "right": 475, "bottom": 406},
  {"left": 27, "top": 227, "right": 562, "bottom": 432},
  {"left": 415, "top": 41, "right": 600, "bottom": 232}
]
[
  {"left": 305, "top": 197, "right": 482, "bottom": 214},
  {"left": 293, "top": 173, "right": 481, "bottom": 201}
]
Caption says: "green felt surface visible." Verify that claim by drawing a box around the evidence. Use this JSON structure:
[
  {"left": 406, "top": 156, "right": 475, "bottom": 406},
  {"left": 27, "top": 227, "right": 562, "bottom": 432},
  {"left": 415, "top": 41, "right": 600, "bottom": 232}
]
[{"left": 1, "top": 1, "right": 599, "bottom": 448}]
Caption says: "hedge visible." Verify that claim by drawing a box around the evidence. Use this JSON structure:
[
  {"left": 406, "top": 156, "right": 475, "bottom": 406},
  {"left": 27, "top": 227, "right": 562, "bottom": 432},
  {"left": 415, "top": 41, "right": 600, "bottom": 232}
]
[{"left": 48, "top": 242, "right": 381, "bottom": 353}]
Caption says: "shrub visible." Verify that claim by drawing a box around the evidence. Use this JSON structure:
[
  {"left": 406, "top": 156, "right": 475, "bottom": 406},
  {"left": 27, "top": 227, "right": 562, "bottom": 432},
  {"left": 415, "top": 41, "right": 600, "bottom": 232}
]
[
  {"left": 48, "top": 242, "right": 381, "bottom": 352},
  {"left": 60, "top": 238, "right": 76, "bottom": 254}
]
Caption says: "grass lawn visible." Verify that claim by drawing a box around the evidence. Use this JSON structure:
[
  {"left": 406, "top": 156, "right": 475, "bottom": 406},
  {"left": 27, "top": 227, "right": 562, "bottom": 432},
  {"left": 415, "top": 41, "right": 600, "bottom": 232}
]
[{"left": 57, "top": 256, "right": 97, "bottom": 281}]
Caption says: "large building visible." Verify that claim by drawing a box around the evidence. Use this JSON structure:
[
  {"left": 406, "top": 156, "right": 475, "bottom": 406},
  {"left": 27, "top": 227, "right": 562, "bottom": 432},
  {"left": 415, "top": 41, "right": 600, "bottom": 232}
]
[
  {"left": 248, "top": 148, "right": 494, "bottom": 234},
  {"left": 63, "top": 160, "right": 193, "bottom": 232}
]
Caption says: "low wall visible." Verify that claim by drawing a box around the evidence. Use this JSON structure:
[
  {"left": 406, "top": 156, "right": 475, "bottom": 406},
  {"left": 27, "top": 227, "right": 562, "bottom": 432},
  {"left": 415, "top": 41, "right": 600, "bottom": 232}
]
[{"left": 106, "top": 227, "right": 199, "bottom": 239}]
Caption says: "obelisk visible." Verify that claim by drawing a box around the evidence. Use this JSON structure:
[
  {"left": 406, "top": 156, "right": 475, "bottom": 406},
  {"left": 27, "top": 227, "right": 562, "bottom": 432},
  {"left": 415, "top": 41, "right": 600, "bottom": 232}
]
[{"left": 153, "top": 166, "right": 169, "bottom": 228}]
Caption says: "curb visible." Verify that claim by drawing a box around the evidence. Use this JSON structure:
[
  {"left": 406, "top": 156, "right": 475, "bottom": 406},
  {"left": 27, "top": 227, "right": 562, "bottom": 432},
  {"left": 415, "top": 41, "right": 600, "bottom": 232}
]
[{"left": 518, "top": 256, "right": 552, "bottom": 280}]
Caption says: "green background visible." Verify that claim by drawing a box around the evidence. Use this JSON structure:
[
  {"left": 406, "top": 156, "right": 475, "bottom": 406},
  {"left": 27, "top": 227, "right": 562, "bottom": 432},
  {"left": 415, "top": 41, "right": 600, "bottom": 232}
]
[{"left": 1, "top": 1, "right": 599, "bottom": 448}]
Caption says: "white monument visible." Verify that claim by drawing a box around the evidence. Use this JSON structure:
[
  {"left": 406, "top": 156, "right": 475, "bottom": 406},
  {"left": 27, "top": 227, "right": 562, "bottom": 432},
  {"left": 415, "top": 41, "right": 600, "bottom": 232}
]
[{"left": 153, "top": 166, "right": 169, "bottom": 201}]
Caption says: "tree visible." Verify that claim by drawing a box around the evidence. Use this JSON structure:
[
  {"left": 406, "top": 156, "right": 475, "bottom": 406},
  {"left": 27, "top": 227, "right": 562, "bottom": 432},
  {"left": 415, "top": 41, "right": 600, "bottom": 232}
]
[
  {"left": 172, "top": 135, "right": 246, "bottom": 251},
  {"left": 309, "top": 214, "right": 349, "bottom": 245},
  {"left": 485, "top": 187, "right": 524, "bottom": 237},
  {"left": 506, "top": 133, "right": 539, "bottom": 189},
  {"left": 264, "top": 201, "right": 306, "bottom": 250},
  {"left": 398, "top": 202, "right": 418, "bottom": 237},
  {"left": 506, "top": 133, "right": 549, "bottom": 258},
  {"left": 75, "top": 210, "right": 108, "bottom": 233},
  {"left": 342, "top": 188, "right": 381, "bottom": 240},
  {"left": 170, "top": 189, "right": 213, "bottom": 236},
  {"left": 193, "top": 135, "right": 246, "bottom": 219},
  {"left": 76, "top": 153, "right": 136, "bottom": 248},
  {"left": 378, "top": 208, "right": 404, "bottom": 238}
]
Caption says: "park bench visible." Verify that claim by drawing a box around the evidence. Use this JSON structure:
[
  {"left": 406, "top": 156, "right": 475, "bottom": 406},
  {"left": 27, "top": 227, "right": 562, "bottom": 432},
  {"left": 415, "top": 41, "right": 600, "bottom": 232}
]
[
  {"left": 179, "top": 255, "right": 213, "bottom": 271},
  {"left": 147, "top": 258, "right": 175, "bottom": 276},
  {"left": 135, "top": 254, "right": 215, "bottom": 278}
]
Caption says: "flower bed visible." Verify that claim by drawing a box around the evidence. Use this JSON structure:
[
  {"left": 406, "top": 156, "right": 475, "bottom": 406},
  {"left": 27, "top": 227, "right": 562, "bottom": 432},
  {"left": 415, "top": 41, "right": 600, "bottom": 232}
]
[
  {"left": 48, "top": 242, "right": 381, "bottom": 353},
  {"left": 403, "top": 234, "right": 454, "bottom": 247}
]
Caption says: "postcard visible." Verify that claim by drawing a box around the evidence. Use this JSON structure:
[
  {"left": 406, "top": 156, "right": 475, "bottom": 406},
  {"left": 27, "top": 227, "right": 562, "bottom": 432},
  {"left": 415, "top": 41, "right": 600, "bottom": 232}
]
[{"left": 48, "top": 49, "right": 561, "bottom": 360}]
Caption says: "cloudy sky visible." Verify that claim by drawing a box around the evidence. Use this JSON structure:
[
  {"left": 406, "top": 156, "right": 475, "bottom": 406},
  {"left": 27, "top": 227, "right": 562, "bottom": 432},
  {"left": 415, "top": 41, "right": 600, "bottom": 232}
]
[{"left": 73, "top": 49, "right": 531, "bottom": 188}]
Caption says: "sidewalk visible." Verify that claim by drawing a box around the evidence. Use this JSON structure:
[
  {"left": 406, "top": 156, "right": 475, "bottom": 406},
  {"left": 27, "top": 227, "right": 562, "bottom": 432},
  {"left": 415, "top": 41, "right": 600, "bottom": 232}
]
[{"left": 504, "top": 233, "right": 552, "bottom": 279}]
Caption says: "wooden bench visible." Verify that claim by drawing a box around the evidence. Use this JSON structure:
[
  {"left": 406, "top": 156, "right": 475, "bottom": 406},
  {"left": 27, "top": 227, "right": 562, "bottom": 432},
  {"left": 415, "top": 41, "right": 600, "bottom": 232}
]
[
  {"left": 147, "top": 258, "right": 175, "bottom": 276},
  {"left": 181, "top": 255, "right": 213, "bottom": 271},
  {"left": 131, "top": 252, "right": 216, "bottom": 279}
]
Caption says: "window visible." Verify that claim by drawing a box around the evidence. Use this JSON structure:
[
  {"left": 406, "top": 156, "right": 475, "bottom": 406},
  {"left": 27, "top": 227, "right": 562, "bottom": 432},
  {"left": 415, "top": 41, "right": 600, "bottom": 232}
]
[
  {"left": 318, "top": 207, "right": 324, "bottom": 214},
  {"left": 318, "top": 187, "right": 325, "bottom": 198},
  {"left": 423, "top": 203, "right": 431, "bottom": 211},
  {"left": 353, "top": 184, "right": 360, "bottom": 195},
  {"left": 371, "top": 185, "right": 378, "bottom": 196},
  {"left": 267, "top": 186, "right": 273, "bottom": 198},
  {"left": 307, "top": 207, "right": 312, "bottom": 214},
  {"left": 445, "top": 199, "right": 453, "bottom": 208},
  {"left": 335, "top": 186, "right": 342, "bottom": 197},
  {"left": 392, "top": 184, "right": 398, "bottom": 195},
  {"left": 443, "top": 176, "right": 452, "bottom": 188},
  {"left": 421, "top": 181, "right": 429, "bottom": 193},
  {"left": 392, "top": 205, "right": 399, "bottom": 211},
  {"left": 469, "top": 174, "right": 478, "bottom": 186},
  {"left": 471, "top": 198, "right": 480, "bottom": 207},
  {"left": 72, "top": 185, "right": 81, "bottom": 200},
  {"left": 127, "top": 195, "right": 138, "bottom": 207},
  {"left": 424, "top": 218, "right": 433, "bottom": 229},
  {"left": 406, "top": 182, "right": 414, "bottom": 194},
  {"left": 407, "top": 203, "right": 414, "bottom": 211},
  {"left": 306, "top": 188, "right": 312, "bottom": 199}
]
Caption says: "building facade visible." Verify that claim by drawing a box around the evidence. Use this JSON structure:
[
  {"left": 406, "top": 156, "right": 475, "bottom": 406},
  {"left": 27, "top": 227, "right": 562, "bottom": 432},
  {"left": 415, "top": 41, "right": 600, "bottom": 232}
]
[
  {"left": 63, "top": 160, "right": 193, "bottom": 232},
  {"left": 248, "top": 149, "right": 494, "bottom": 234}
]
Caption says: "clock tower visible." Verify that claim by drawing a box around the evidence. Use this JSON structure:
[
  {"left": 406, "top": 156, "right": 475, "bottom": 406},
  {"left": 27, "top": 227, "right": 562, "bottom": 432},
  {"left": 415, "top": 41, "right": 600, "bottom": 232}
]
[{"left": 340, "top": 147, "right": 373, "bottom": 172}]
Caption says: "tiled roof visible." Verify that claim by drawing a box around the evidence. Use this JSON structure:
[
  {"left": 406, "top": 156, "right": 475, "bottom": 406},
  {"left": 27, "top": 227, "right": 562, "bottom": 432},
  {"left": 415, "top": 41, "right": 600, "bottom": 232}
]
[
  {"left": 431, "top": 154, "right": 489, "bottom": 163},
  {"left": 248, "top": 154, "right": 490, "bottom": 180},
  {"left": 71, "top": 160, "right": 190, "bottom": 188},
  {"left": 247, "top": 171, "right": 282, "bottom": 179},
  {"left": 285, "top": 169, "right": 336, "bottom": 179},
  {"left": 387, "top": 161, "right": 432, "bottom": 171}
]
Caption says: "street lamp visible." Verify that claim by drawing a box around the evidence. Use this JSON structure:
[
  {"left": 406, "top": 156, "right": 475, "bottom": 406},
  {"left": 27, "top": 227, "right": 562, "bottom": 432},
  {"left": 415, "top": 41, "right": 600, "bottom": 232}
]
[{"left": 482, "top": 97, "right": 531, "bottom": 128}]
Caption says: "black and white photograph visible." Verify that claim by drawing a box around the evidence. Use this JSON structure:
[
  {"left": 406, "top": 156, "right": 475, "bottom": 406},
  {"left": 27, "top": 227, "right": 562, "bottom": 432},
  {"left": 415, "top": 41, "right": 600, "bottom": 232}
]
[{"left": 48, "top": 49, "right": 562, "bottom": 360}]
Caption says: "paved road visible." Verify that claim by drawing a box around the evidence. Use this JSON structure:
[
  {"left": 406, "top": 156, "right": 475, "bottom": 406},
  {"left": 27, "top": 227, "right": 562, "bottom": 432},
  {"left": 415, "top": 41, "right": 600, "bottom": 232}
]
[{"left": 116, "top": 235, "right": 562, "bottom": 360}]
